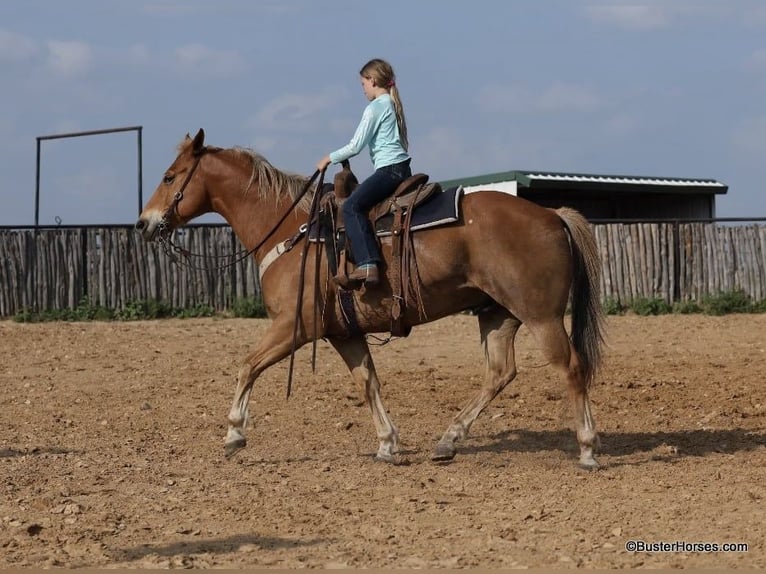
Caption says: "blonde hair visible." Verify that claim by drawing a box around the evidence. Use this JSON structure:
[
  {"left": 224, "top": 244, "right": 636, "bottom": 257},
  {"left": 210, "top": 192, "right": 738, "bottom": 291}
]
[{"left": 360, "top": 58, "right": 408, "bottom": 152}]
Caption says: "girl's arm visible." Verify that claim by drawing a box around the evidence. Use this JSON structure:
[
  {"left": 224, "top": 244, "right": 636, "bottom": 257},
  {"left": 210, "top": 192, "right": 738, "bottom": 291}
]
[{"left": 329, "top": 105, "right": 376, "bottom": 164}]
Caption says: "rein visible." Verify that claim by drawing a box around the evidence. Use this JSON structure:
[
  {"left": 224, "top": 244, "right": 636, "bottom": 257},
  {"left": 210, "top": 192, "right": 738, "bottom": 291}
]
[
  {"left": 157, "top": 149, "right": 320, "bottom": 272},
  {"left": 286, "top": 168, "right": 327, "bottom": 400},
  {"left": 158, "top": 148, "right": 327, "bottom": 400}
]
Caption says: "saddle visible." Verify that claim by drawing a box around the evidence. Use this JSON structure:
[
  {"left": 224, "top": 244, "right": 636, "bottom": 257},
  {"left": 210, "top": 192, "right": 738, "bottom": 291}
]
[
  {"left": 322, "top": 161, "right": 441, "bottom": 337},
  {"left": 330, "top": 162, "right": 440, "bottom": 227}
]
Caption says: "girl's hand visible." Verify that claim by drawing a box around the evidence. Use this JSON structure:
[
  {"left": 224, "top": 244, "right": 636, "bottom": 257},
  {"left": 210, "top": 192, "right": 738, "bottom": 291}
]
[{"left": 316, "top": 155, "right": 332, "bottom": 172}]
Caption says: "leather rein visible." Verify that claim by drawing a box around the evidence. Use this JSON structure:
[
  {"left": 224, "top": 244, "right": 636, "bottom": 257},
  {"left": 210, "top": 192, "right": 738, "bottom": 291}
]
[
  {"left": 157, "top": 148, "right": 321, "bottom": 272},
  {"left": 156, "top": 147, "right": 327, "bottom": 399}
]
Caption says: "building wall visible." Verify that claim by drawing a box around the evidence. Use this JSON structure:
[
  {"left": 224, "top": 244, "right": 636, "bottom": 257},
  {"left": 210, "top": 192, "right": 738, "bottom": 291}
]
[{"left": 518, "top": 191, "right": 714, "bottom": 221}]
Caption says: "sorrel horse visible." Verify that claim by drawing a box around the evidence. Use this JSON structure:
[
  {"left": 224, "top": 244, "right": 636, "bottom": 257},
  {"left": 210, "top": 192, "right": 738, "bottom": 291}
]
[{"left": 136, "top": 129, "right": 606, "bottom": 468}]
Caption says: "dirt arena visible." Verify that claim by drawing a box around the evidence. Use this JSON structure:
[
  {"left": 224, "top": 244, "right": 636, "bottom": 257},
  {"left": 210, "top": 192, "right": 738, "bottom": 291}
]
[{"left": 1, "top": 312, "right": 764, "bottom": 569}]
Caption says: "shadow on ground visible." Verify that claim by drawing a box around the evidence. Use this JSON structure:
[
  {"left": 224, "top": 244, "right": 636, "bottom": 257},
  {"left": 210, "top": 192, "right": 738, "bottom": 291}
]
[
  {"left": 463, "top": 428, "right": 765, "bottom": 459},
  {"left": 111, "top": 532, "right": 332, "bottom": 563},
  {"left": 0, "top": 446, "right": 80, "bottom": 458}
]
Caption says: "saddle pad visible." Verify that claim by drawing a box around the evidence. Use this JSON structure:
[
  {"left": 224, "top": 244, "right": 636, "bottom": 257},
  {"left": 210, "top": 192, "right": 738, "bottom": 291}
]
[
  {"left": 373, "top": 185, "right": 463, "bottom": 237},
  {"left": 308, "top": 185, "right": 463, "bottom": 242}
]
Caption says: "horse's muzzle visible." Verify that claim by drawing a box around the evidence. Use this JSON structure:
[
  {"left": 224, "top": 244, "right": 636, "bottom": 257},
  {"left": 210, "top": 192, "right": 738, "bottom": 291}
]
[{"left": 135, "top": 216, "right": 160, "bottom": 241}]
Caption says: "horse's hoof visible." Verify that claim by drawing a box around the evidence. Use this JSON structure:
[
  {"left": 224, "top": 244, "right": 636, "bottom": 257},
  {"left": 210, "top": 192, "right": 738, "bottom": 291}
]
[
  {"left": 224, "top": 437, "right": 247, "bottom": 458},
  {"left": 431, "top": 443, "right": 456, "bottom": 463},
  {"left": 375, "top": 452, "right": 406, "bottom": 465},
  {"left": 578, "top": 458, "right": 600, "bottom": 471}
]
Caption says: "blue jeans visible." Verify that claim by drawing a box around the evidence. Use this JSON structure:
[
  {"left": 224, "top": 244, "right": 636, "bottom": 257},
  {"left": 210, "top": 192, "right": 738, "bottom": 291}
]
[{"left": 342, "top": 159, "right": 411, "bottom": 266}]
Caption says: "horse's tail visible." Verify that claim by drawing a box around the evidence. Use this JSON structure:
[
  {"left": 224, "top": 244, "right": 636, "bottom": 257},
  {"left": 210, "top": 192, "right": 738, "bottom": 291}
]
[{"left": 556, "top": 207, "right": 606, "bottom": 387}]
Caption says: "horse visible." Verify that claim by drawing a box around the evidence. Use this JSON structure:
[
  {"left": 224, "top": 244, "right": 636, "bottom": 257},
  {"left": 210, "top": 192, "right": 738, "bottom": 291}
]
[{"left": 135, "top": 129, "right": 606, "bottom": 469}]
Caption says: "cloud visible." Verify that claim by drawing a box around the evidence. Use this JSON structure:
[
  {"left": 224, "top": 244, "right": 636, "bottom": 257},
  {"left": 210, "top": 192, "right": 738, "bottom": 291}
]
[
  {"left": 174, "top": 43, "right": 247, "bottom": 78},
  {"left": 414, "top": 126, "right": 551, "bottom": 179},
  {"left": 476, "top": 83, "right": 603, "bottom": 116},
  {"left": 0, "top": 29, "right": 38, "bottom": 62},
  {"left": 584, "top": 2, "right": 741, "bottom": 30},
  {"left": 585, "top": 4, "right": 671, "bottom": 30},
  {"left": 47, "top": 40, "right": 93, "bottom": 77},
  {"left": 250, "top": 87, "right": 347, "bottom": 132},
  {"left": 475, "top": 85, "right": 528, "bottom": 115},
  {"left": 538, "top": 83, "right": 602, "bottom": 113},
  {"left": 250, "top": 135, "right": 279, "bottom": 153}
]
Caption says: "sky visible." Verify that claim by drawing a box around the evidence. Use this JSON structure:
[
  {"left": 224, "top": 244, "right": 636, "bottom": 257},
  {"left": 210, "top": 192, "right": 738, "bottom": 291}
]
[{"left": 2, "top": 0, "right": 766, "bottom": 226}]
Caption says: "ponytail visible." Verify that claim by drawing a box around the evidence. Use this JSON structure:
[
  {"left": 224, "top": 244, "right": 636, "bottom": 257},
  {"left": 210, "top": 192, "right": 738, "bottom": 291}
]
[
  {"left": 360, "top": 58, "right": 409, "bottom": 152},
  {"left": 389, "top": 84, "right": 409, "bottom": 152}
]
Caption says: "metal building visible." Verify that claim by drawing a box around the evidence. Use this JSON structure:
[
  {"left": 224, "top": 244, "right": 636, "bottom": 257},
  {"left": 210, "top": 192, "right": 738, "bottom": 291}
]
[{"left": 439, "top": 170, "right": 728, "bottom": 220}]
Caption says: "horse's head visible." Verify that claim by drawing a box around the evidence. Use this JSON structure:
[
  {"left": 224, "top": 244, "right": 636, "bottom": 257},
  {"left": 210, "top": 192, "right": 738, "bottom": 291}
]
[{"left": 135, "top": 128, "right": 212, "bottom": 241}]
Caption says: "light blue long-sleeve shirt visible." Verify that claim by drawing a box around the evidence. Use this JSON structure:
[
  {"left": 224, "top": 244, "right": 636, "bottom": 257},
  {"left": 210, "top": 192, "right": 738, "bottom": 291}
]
[{"left": 329, "top": 94, "right": 410, "bottom": 170}]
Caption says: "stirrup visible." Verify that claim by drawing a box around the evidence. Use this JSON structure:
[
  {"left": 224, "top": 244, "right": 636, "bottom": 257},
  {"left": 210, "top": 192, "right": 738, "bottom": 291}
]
[{"left": 347, "top": 265, "right": 379, "bottom": 286}]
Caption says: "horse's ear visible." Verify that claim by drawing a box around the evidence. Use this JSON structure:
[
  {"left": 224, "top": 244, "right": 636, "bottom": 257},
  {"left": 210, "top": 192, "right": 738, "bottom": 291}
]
[{"left": 191, "top": 129, "right": 205, "bottom": 155}]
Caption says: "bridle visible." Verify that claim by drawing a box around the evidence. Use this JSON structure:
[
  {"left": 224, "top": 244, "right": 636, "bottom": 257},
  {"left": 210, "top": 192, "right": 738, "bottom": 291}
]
[
  {"left": 156, "top": 147, "right": 321, "bottom": 272},
  {"left": 154, "top": 146, "right": 330, "bottom": 399},
  {"left": 157, "top": 150, "right": 204, "bottom": 241}
]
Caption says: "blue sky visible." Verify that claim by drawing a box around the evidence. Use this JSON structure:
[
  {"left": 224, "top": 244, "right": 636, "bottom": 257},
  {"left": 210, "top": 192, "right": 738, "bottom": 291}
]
[{"left": 1, "top": 0, "right": 765, "bottom": 226}]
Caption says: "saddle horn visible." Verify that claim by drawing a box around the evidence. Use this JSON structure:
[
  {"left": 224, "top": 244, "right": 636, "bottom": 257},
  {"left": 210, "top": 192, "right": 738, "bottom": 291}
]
[{"left": 333, "top": 160, "right": 358, "bottom": 200}]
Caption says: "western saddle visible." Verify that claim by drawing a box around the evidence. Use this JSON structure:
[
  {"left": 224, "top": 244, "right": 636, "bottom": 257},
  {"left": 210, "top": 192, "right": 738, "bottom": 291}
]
[{"left": 324, "top": 161, "right": 441, "bottom": 336}]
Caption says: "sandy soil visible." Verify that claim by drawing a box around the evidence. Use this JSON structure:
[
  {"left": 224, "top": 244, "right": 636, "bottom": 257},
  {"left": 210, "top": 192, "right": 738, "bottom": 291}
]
[{"left": 1, "top": 313, "right": 764, "bottom": 569}]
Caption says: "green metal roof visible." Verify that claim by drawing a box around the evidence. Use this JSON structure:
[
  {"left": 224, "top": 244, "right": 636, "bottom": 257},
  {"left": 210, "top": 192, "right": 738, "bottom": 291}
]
[{"left": 439, "top": 170, "right": 728, "bottom": 194}]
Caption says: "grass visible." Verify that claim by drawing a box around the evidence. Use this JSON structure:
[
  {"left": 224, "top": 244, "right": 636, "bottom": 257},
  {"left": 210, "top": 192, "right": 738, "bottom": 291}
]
[
  {"left": 602, "top": 289, "right": 766, "bottom": 316},
  {"left": 12, "top": 296, "right": 267, "bottom": 322},
  {"left": 11, "top": 290, "right": 766, "bottom": 322}
]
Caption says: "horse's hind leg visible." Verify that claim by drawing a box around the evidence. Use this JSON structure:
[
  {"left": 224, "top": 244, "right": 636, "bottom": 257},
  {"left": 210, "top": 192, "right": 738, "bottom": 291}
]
[
  {"left": 433, "top": 306, "right": 521, "bottom": 461},
  {"left": 225, "top": 319, "right": 303, "bottom": 457},
  {"left": 528, "top": 319, "right": 599, "bottom": 469},
  {"left": 328, "top": 336, "right": 400, "bottom": 462}
]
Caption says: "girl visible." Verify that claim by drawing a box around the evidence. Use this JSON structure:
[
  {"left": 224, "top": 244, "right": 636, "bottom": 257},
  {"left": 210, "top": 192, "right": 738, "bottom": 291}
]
[{"left": 317, "top": 58, "right": 411, "bottom": 286}]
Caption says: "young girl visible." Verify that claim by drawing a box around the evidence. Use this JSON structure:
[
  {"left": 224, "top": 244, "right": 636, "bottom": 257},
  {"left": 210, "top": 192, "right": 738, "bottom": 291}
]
[{"left": 316, "top": 58, "right": 411, "bottom": 287}]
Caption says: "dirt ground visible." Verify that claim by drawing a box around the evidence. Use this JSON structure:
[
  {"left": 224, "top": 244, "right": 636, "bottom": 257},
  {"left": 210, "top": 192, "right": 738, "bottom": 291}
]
[{"left": 1, "top": 313, "right": 764, "bottom": 569}]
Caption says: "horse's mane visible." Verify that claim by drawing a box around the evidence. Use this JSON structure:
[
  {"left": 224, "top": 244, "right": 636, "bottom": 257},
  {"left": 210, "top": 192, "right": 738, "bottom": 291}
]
[
  {"left": 177, "top": 138, "right": 313, "bottom": 212},
  {"left": 231, "top": 147, "right": 313, "bottom": 212}
]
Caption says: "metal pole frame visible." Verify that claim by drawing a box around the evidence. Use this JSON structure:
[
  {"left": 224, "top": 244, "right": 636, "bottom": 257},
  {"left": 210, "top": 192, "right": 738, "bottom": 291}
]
[{"left": 34, "top": 126, "right": 143, "bottom": 227}]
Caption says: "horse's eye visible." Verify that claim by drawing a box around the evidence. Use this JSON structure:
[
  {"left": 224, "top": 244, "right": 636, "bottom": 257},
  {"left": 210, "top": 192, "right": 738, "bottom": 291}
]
[{"left": 163, "top": 174, "right": 175, "bottom": 185}]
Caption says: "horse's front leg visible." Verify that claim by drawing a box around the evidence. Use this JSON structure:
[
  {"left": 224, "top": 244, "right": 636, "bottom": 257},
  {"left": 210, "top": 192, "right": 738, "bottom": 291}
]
[
  {"left": 224, "top": 319, "right": 305, "bottom": 457},
  {"left": 328, "top": 336, "right": 400, "bottom": 462}
]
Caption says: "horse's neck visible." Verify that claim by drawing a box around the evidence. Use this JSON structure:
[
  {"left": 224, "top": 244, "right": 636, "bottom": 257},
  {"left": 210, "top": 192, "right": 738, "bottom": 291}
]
[{"left": 214, "top": 180, "right": 308, "bottom": 261}]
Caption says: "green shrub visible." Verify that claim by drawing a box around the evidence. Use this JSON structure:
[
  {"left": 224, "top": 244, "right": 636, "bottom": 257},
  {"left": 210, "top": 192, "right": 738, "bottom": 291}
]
[
  {"left": 116, "top": 299, "right": 175, "bottom": 320},
  {"left": 701, "top": 289, "right": 753, "bottom": 315},
  {"left": 672, "top": 299, "right": 702, "bottom": 314},
  {"left": 602, "top": 297, "right": 624, "bottom": 315},
  {"left": 629, "top": 297, "right": 672, "bottom": 316},
  {"left": 15, "top": 298, "right": 114, "bottom": 322},
  {"left": 176, "top": 303, "right": 215, "bottom": 319},
  {"left": 12, "top": 298, "right": 206, "bottom": 322},
  {"left": 13, "top": 307, "right": 38, "bottom": 323},
  {"left": 230, "top": 297, "right": 267, "bottom": 318}
]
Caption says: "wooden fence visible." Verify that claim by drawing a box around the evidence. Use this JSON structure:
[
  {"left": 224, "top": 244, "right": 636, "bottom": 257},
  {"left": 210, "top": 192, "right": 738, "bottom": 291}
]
[
  {"left": 594, "top": 223, "right": 765, "bottom": 304},
  {"left": 0, "top": 223, "right": 764, "bottom": 317},
  {"left": 0, "top": 227, "right": 260, "bottom": 316}
]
